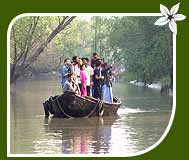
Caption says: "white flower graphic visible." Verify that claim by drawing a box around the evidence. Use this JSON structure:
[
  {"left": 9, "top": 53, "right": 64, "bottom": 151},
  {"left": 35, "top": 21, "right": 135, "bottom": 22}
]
[{"left": 154, "top": 3, "right": 186, "bottom": 34}]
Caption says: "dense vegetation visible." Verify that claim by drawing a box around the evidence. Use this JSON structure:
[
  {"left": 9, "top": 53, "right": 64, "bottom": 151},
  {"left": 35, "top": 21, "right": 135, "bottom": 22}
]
[{"left": 10, "top": 16, "right": 172, "bottom": 89}]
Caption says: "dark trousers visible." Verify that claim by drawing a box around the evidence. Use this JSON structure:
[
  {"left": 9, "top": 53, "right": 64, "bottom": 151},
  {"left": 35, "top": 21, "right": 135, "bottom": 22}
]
[
  {"left": 94, "top": 85, "right": 102, "bottom": 100},
  {"left": 86, "top": 86, "right": 90, "bottom": 96},
  {"left": 78, "top": 83, "right": 82, "bottom": 92}
]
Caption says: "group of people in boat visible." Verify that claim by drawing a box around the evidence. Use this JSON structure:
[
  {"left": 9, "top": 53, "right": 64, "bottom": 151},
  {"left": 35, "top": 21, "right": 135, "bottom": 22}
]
[{"left": 61, "top": 52, "right": 114, "bottom": 103}]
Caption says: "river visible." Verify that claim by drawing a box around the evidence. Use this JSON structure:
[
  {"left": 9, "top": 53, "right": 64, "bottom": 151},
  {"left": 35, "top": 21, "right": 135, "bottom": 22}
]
[{"left": 10, "top": 79, "right": 173, "bottom": 155}]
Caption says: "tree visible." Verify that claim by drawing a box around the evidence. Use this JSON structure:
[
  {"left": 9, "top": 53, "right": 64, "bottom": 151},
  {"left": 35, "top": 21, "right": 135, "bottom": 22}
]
[
  {"left": 108, "top": 16, "right": 173, "bottom": 87},
  {"left": 10, "top": 16, "right": 76, "bottom": 84},
  {"left": 91, "top": 17, "right": 112, "bottom": 58},
  {"left": 53, "top": 17, "right": 93, "bottom": 59}
]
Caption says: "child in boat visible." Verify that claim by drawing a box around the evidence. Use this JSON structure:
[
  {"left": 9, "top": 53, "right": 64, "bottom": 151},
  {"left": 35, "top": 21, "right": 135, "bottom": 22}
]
[
  {"left": 80, "top": 64, "right": 87, "bottom": 96},
  {"left": 82, "top": 57, "right": 94, "bottom": 96}
]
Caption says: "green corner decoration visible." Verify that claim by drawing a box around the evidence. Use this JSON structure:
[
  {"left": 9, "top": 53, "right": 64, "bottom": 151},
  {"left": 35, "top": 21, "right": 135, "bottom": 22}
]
[{"left": 154, "top": 3, "right": 186, "bottom": 34}]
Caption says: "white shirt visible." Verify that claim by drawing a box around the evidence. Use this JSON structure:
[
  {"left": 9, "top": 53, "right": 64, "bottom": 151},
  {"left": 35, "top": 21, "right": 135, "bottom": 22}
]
[
  {"left": 85, "top": 65, "right": 94, "bottom": 86},
  {"left": 73, "top": 64, "right": 81, "bottom": 84}
]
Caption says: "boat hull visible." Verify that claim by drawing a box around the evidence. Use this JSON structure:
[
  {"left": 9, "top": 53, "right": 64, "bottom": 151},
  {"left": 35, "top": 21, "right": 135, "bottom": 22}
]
[{"left": 43, "top": 91, "right": 121, "bottom": 118}]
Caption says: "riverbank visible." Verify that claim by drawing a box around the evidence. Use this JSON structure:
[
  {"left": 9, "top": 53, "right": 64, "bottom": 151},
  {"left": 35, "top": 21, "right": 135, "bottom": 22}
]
[
  {"left": 129, "top": 80, "right": 173, "bottom": 96},
  {"left": 130, "top": 80, "right": 161, "bottom": 90},
  {"left": 14, "top": 72, "right": 173, "bottom": 96}
]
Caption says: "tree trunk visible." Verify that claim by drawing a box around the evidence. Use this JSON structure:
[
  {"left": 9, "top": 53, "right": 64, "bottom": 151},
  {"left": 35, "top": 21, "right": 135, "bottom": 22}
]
[
  {"left": 170, "top": 64, "right": 173, "bottom": 89},
  {"left": 10, "top": 16, "right": 76, "bottom": 84}
]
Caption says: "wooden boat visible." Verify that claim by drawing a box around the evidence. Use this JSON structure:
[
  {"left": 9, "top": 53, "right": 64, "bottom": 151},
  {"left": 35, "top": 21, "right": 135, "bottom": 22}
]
[{"left": 43, "top": 91, "right": 121, "bottom": 118}]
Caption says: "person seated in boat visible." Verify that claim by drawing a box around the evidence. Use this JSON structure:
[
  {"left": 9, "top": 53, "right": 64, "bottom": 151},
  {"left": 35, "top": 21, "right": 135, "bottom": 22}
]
[
  {"left": 63, "top": 73, "right": 81, "bottom": 95},
  {"left": 101, "top": 63, "right": 113, "bottom": 103},
  {"left": 93, "top": 60, "right": 104, "bottom": 99},
  {"left": 61, "top": 59, "right": 73, "bottom": 88}
]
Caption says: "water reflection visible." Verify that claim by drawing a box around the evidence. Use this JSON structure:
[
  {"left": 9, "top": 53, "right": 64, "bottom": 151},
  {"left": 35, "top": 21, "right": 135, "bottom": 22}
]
[
  {"left": 34, "top": 116, "right": 119, "bottom": 154},
  {"left": 31, "top": 110, "right": 171, "bottom": 155},
  {"left": 109, "top": 111, "right": 171, "bottom": 154}
]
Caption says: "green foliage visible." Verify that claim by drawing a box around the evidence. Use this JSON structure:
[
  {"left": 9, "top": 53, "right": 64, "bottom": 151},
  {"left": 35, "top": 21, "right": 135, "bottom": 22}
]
[
  {"left": 91, "top": 16, "right": 114, "bottom": 60},
  {"left": 53, "top": 17, "right": 93, "bottom": 58},
  {"left": 119, "top": 72, "right": 137, "bottom": 82},
  {"left": 10, "top": 16, "right": 76, "bottom": 83},
  {"left": 108, "top": 16, "right": 173, "bottom": 86},
  {"left": 10, "top": 16, "right": 60, "bottom": 65}
]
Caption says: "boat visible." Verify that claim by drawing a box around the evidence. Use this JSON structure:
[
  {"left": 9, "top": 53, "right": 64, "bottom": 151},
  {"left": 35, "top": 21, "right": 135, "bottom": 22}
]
[{"left": 43, "top": 91, "right": 121, "bottom": 118}]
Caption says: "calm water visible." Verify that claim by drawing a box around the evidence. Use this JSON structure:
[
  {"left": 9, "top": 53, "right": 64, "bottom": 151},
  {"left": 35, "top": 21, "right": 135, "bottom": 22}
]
[{"left": 10, "top": 79, "right": 173, "bottom": 155}]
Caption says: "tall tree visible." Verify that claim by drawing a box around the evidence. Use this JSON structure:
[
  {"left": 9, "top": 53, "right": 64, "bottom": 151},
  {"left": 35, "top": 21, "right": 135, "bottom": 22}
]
[{"left": 10, "top": 16, "right": 76, "bottom": 84}]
